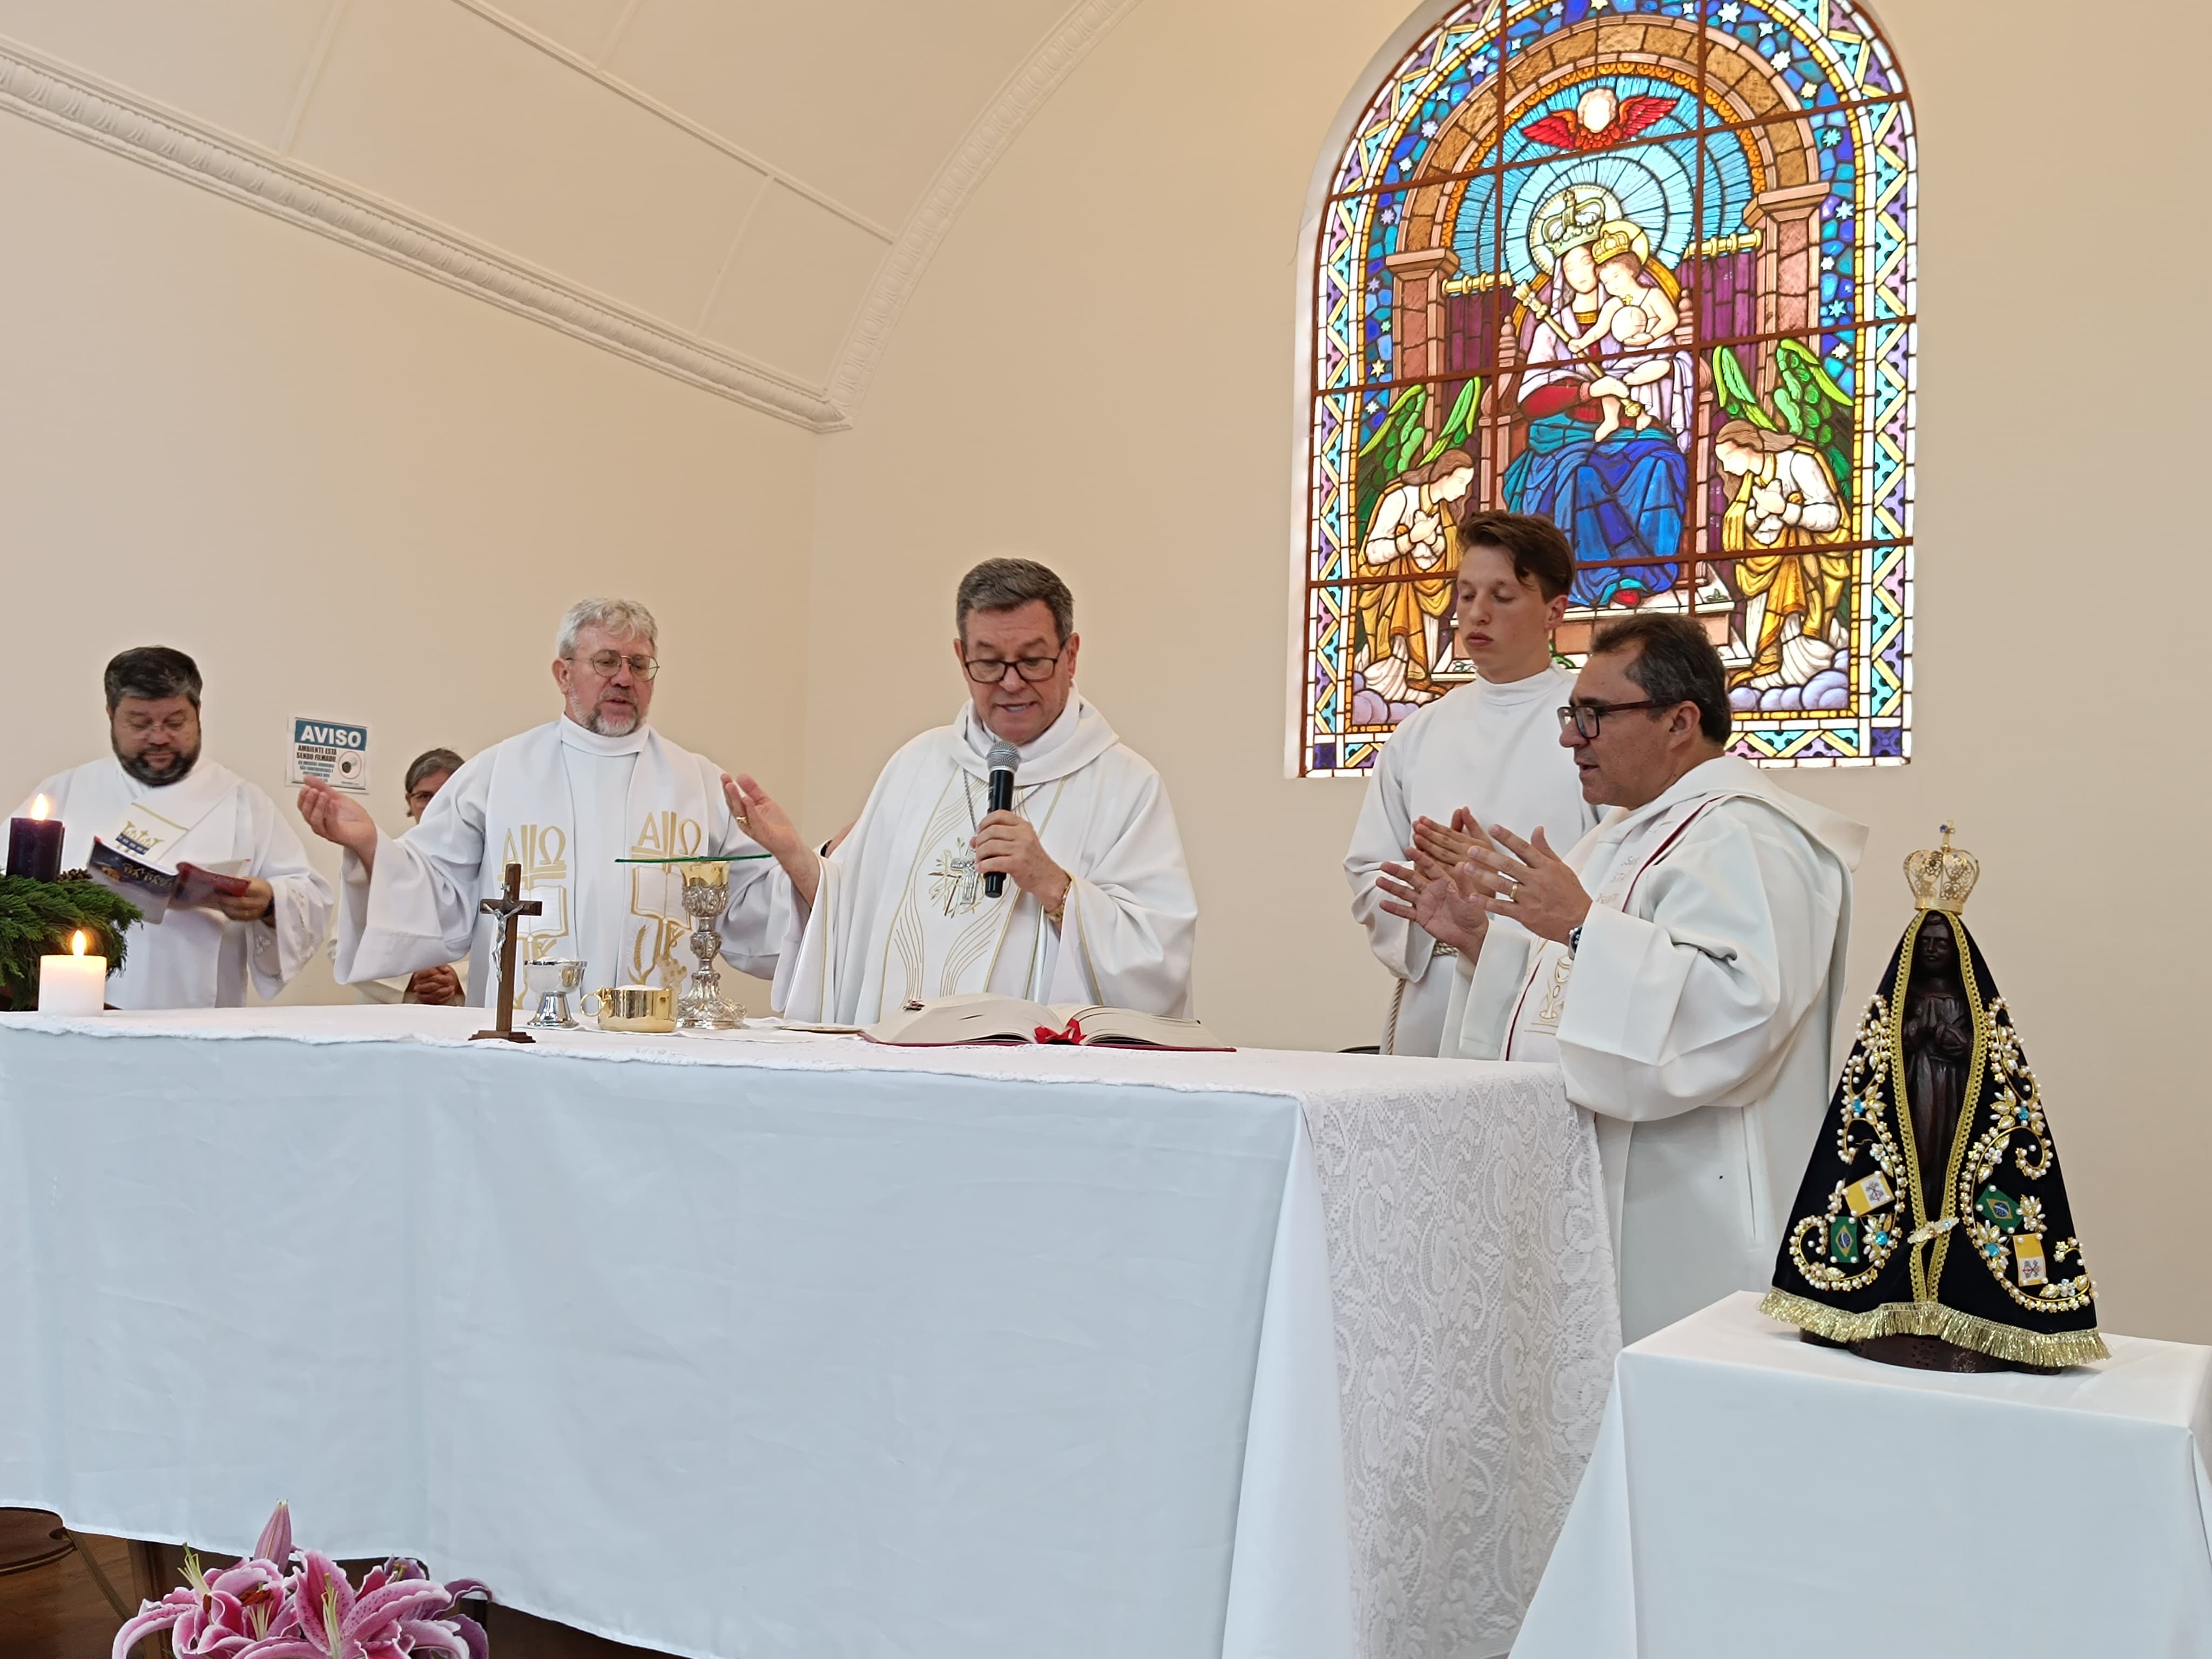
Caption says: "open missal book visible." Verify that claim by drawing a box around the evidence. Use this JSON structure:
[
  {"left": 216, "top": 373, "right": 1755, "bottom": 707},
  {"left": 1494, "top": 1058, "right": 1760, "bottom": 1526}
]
[{"left": 864, "top": 993, "right": 1229, "bottom": 1050}]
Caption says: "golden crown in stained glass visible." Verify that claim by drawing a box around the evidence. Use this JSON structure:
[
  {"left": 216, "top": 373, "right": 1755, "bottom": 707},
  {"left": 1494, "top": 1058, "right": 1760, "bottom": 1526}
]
[{"left": 1904, "top": 821, "right": 1979, "bottom": 913}]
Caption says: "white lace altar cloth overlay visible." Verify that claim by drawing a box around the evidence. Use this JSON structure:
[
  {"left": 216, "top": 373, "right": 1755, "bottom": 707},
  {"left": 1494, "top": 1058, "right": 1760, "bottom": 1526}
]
[
  {"left": 1304, "top": 1058, "right": 1618, "bottom": 1659},
  {"left": 0, "top": 1008, "right": 1617, "bottom": 1659}
]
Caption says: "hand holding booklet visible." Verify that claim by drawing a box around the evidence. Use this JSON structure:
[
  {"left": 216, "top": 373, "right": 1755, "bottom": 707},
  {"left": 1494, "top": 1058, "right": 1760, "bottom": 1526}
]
[
  {"left": 86, "top": 838, "right": 250, "bottom": 924},
  {"left": 864, "top": 992, "right": 1229, "bottom": 1050}
]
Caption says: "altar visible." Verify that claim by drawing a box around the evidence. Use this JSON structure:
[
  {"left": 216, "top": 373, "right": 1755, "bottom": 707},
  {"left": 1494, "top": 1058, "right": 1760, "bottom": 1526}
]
[{"left": 0, "top": 1007, "right": 1616, "bottom": 1659}]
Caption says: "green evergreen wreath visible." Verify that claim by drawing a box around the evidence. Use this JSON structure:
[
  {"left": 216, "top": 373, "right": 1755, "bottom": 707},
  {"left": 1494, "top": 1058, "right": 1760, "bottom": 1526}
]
[{"left": 0, "top": 873, "right": 140, "bottom": 1010}]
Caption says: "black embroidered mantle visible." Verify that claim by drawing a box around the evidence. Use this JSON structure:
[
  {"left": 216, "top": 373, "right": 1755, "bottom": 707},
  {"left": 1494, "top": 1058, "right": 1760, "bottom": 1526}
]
[{"left": 1761, "top": 909, "right": 2106, "bottom": 1367}]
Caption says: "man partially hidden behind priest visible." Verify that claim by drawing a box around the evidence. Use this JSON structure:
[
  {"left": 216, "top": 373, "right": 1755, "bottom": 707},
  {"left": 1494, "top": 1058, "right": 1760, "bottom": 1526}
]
[
  {"left": 12, "top": 646, "right": 333, "bottom": 1008},
  {"left": 732, "top": 559, "right": 1197, "bottom": 1022},
  {"left": 1381, "top": 613, "right": 1865, "bottom": 1340},
  {"left": 302, "top": 598, "right": 779, "bottom": 1007}
]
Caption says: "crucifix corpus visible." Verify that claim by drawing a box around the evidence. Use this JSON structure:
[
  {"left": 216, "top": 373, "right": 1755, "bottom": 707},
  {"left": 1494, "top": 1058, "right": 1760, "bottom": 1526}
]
[{"left": 471, "top": 861, "right": 543, "bottom": 1044}]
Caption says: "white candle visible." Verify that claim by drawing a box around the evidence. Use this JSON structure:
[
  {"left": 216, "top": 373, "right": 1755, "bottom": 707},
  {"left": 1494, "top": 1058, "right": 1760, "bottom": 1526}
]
[{"left": 38, "top": 931, "right": 105, "bottom": 1015}]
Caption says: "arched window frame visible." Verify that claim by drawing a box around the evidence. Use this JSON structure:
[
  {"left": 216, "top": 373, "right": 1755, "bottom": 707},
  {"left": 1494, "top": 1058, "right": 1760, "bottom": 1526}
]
[{"left": 1290, "top": 0, "right": 1916, "bottom": 777}]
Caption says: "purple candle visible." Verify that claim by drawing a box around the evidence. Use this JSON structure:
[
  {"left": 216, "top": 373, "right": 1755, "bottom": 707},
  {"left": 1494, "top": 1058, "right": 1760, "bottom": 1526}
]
[{"left": 6, "top": 796, "right": 64, "bottom": 882}]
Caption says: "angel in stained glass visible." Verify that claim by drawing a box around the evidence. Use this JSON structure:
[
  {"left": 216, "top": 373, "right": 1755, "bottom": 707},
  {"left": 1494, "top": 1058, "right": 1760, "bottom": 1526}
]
[{"left": 1712, "top": 341, "right": 1856, "bottom": 711}]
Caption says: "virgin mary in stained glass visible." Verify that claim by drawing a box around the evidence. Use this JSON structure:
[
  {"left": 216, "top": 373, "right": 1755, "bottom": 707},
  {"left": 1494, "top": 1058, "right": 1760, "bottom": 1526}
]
[{"left": 1502, "top": 169, "right": 1694, "bottom": 606}]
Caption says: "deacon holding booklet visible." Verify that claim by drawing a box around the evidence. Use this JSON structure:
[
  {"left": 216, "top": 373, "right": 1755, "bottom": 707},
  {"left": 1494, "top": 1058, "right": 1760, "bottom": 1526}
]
[
  {"left": 732, "top": 559, "right": 1199, "bottom": 1024},
  {"left": 1344, "top": 511, "right": 1596, "bottom": 1055},
  {"left": 9, "top": 646, "right": 332, "bottom": 1009},
  {"left": 1382, "top": 613, "right": 1864, "bottom": 1341},
  {"left": 302, "top": 598, "right": 780, "bottom": 1008}
]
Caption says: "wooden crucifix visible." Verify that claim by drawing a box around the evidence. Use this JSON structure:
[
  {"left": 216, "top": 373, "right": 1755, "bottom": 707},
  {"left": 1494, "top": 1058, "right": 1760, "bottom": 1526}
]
[{"left": 470, "top": 861, "right": 543, "bottom": 1044}]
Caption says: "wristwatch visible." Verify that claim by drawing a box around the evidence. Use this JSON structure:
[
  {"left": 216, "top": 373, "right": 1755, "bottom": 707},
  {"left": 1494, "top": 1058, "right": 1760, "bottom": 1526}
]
[{"left": 1567, "top": 923, "right": 1583, "bottom": 956}]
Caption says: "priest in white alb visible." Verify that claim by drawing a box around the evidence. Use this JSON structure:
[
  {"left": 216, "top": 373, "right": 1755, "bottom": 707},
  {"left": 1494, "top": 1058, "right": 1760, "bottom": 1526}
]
[
  {"left": 1381, "top": 613, "right": 1864, "bottom": 1340},
  {"left": 732, "top": 559, "right": 1196, "bottom": 1023},
  {"left": 11, "top": 646, "right": 332, "bottom": 1009},
  {"left": 1344, "top": 511, "right": 1594, "bottom": 1054},
  {"left": 301, "top": 599, "right": 780, "bottom": 1007}
]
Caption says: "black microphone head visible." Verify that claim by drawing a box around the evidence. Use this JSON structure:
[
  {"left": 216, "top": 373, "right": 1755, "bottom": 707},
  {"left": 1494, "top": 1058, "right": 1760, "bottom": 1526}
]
[{"left": 985, "top": 739, "right": 1020, "bottom": 777}]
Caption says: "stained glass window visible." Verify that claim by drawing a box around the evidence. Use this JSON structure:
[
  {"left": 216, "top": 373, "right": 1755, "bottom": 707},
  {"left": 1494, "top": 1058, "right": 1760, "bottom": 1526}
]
[{"left": 1297, "top": 0, "right": 1914, "bottom": 774}]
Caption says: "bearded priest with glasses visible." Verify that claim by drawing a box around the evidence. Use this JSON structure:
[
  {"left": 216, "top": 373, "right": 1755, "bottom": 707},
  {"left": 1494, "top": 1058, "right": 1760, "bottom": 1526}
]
[
  {"left": 1379, "top": 612, "right": 1865, "bottom": 1342},
  {"left": 730, "top": 559, "right": 1197, "bottom": 1024},
  {"left": 301, "top": 598, "right": 781, "bottom": 1009}
]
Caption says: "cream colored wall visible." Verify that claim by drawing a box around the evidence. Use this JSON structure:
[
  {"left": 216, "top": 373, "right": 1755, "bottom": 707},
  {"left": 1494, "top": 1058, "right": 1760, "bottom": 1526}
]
[
  {"left": 0, "top": 112, "right": 814, "bottom": 1009},
  {"left": 2, "top": 0, "right": 2201, "bottom": 1339},
  {"left": 808, "top": 0, "right": 2212, "bottom": 1340}
]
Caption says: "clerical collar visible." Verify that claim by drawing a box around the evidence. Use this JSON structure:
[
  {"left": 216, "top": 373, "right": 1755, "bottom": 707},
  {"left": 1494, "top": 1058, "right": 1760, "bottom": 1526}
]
[
  {"left": 557, "top": 714, "right": 651, "bottom": 757},
  {"left": 961, "top": 692, "right": 1082, "bottom": 766}
]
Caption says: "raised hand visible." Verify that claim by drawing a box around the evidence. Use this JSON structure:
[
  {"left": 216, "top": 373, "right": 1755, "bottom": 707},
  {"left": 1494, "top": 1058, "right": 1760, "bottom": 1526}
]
[
  {"left": 298, "top": 780, "right": 379, "bottom": 866},
  {"left": 1376, "top": 858, "right": 1489, "bottom": 957},
  {"left": 722, "top": 773, "right": 819, "bottom": 907},
  {"left": 1410, "top": 811, "right": 1496, "bottom": 884},
  {"left": 1466, "top": 825, "right": 1591, "bottom": 946}
]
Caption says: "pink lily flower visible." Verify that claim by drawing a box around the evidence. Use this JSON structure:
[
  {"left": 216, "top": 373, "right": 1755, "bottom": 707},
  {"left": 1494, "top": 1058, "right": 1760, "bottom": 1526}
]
[
  {"left": 109, "top": 1502, "right": 489, "bottom": 1659},
  {"left": 229, "top": 1551, "right": 471, "bottom": 1659},
  {"left": 254, "top": 1501, "right": 295, "bottom": 1568}
]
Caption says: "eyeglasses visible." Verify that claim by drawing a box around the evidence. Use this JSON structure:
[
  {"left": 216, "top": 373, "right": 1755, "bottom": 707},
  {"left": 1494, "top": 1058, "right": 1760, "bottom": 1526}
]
[
  {"left": 570, "top": 651, "right": 659, "bottom": 680},
  {"left": 1557, "top": 699, "right": 1667, "bottom": 739},
  {"left": 961, "top": 648, "right": 1067, "bottom": 685}
]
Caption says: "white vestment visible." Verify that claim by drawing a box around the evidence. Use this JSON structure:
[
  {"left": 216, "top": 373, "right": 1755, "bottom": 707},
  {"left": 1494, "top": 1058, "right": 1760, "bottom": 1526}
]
[
  {"left": 333, "top": 717, "right": 779, "bottom": 1006},
  {"left": 1343, "top": 664, "right": 1595, "bottom": 1055},
  {"left": 13, "top": 759, "right": 332, "bottom": 1010},
  {"left": 1442, "top": 755, "right": 1865, "bottom": 1341},
  {"left": 772, "top": 696, "right": 1196, "bottom": 1023}
]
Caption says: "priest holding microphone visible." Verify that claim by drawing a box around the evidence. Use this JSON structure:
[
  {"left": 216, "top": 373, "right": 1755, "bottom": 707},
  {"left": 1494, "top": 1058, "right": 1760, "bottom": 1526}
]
[{"left": 731, "top": 558, "right": 1198, "bottom": 1023}]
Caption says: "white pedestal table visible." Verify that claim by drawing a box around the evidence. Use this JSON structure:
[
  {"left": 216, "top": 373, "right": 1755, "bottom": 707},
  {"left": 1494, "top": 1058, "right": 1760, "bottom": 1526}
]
[{"left": 1516, "top": 1291, "right": 2212, "bottom": 1657}]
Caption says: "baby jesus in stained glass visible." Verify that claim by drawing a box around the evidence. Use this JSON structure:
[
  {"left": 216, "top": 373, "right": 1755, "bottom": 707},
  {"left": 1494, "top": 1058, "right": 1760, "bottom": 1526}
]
[{"left": 1567, "top": 248, "right": 1682, "bottom": 443}]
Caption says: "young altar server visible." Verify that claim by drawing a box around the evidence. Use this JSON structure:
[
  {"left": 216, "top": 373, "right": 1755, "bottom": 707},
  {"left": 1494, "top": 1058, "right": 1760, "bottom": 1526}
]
[
  {"left": 345, "top": 747, "right": 467, "bottom": 1007},
  {"left": 301, "top": 598, "right": 780, "bottom": 1007},
  {"left": 731, "top": 559, "right": 1197, "bottom": 1022},
  {"left": 1343, "top": 511, "right": 1596, "bottom": 1054},
  {"left": 11, "top": 646, "right": 333, "bottom": 1009},
  {"left": 1380, "top": 613, "right": 1864, "bottom": 1341}
]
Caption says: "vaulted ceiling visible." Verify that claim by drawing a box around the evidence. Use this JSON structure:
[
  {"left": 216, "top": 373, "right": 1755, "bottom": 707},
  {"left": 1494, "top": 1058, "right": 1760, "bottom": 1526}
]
[{"left": 0, "top": 0, "right": 1133, "bottom": 427}]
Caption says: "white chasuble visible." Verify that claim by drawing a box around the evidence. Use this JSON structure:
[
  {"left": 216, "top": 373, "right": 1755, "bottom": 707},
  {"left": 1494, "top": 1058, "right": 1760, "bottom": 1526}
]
[
  {"left": 1343, "top": 664, "right": 1594, "bottom": 1055},
  {"left": 333, "top": 717, "right": 779, "bottom": 1007},
  {"left": 772, "top": 697, "right": 1197, "bottom": 1024},
  {"left": 1442, "top": 755, "right": 1865, "bottom": 1343},
  {"left": 13, "top": 759, "right": 332, "bottom": 1010}
]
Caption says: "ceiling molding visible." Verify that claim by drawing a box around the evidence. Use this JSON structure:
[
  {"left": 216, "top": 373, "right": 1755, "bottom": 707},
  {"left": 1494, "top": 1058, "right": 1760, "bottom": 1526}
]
[
  {"left": 0, "top": 36, "right": 846, "bottom": 430},
  {"left": 825, "top": 0, "right": 1141, "bottom": 418}
]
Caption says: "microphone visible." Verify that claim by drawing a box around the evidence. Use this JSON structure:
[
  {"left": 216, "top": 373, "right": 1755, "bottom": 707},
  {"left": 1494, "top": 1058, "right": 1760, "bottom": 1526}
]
[{"left": 983, "top": 739, "right": 1019, "bottom": 898}]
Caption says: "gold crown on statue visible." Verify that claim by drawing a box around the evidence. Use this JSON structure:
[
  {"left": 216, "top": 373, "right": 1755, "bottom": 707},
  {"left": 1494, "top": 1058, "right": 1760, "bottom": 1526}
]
[{"left": 1904, "top": 821, "right": 1979, "bottom": 913}]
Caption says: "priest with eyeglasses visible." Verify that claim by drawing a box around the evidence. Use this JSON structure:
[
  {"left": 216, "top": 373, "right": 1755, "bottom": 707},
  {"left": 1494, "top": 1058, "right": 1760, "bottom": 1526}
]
[
  {"left": 1379, "top": 612, "right": 1865, "bottom": 1340},
  {"left": 300, "top": 598, "right": 780, "bottom": 1008},
  {"left": 730, "top": 559, "right": 1198, "bottom": 1023}
]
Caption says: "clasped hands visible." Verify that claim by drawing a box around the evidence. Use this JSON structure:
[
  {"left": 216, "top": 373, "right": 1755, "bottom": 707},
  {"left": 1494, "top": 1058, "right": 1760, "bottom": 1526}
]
[
  {"left": 721, "top": 774, "right": 1070, "bottom": 916},
  {"left": 1377, "top": 809, "right": 1591, "bottom": 956}
]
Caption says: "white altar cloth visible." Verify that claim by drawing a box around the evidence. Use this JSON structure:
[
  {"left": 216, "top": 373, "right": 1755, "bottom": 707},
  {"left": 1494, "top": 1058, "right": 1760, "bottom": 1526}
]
[
  {"left": 1516, "top": 1292, "right": 2212, "bottom": 1658},
  {"left": 0, "top": 1007, "right": 1613, "bottom": 1659}
]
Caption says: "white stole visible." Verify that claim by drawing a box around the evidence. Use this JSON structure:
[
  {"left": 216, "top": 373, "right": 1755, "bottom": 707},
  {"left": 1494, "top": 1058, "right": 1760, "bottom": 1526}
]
[
  {"left": 476, "top": 725, "right": 716, "bottom": 1005},
  {"left": 99, "top": 765, "right": 237, "bottom": 874}
]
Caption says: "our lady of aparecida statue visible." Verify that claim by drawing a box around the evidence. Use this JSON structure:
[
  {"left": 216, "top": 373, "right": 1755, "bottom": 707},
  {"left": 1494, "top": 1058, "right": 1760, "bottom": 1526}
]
[{"left": 1763, "top": 826, "right": 2106, "bottom": 1371}]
